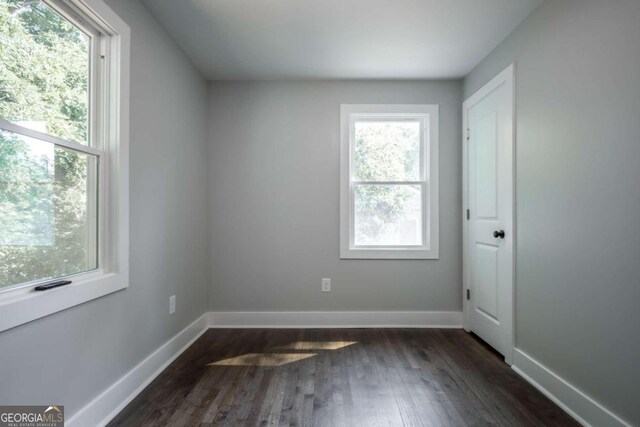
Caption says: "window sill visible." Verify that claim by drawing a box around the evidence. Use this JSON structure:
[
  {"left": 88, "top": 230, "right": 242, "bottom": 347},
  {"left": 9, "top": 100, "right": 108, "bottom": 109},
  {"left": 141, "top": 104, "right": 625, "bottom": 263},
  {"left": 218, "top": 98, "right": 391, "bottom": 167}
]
[
  {"left": 0, "top": 272, "right": 128, "bottom": 332},
  {"left": 340, "top": 248, "right": 439, "bottom": 260}
]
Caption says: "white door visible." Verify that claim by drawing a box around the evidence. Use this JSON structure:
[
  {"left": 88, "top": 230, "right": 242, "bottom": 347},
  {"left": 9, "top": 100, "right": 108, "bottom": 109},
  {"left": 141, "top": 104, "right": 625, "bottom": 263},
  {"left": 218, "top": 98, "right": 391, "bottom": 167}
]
[{"left": 463, "top": 65, "right": 514, "bottom": 362}]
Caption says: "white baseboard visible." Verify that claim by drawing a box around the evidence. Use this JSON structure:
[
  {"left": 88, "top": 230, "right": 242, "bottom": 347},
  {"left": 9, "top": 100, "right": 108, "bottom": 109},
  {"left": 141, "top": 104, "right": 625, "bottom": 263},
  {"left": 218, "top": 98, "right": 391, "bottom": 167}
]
[
  {"left": 67, "top": 313, "right": 210, "bottom": 427},
  {"left": 512, "top": 349, "right": 631, "bottom": 427},
  {"left": 208, "top": 310, "right": 462, "bottom": 328}
]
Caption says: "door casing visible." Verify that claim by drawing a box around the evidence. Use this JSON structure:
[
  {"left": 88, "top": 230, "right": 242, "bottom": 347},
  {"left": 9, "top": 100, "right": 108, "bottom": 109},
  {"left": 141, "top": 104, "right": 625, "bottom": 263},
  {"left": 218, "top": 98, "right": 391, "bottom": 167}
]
[{"left": 462, "top": 64, "right": 516, "bottom": 365}]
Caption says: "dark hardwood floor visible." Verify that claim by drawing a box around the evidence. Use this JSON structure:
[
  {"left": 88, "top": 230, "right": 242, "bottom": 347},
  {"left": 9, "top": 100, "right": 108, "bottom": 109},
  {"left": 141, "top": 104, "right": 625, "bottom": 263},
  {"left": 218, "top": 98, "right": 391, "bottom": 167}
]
[{"left": 109, "top": 329, "right": 579, "bottom": 426}]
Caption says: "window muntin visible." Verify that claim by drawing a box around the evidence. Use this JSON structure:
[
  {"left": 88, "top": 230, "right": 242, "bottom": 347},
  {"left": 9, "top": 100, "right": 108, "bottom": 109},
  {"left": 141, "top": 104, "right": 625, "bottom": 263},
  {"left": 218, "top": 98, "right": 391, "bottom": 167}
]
[
  {"left": 0, "top": 0, "right": 106, "bottom": 291},
  {"left": 341, "top": 105, "right": 438, "bottom": 259}
]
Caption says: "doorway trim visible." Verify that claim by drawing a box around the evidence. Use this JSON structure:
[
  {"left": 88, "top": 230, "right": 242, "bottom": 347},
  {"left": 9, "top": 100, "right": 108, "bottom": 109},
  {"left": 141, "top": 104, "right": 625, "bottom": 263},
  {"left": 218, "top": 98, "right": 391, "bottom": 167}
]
[{"left": 462, "top": 63, "right": 516, "bottom": 365}]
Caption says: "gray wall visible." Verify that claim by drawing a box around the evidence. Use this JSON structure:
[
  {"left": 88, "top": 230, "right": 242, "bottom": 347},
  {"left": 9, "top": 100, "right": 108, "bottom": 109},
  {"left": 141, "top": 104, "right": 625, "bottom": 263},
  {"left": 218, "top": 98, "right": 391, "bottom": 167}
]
[
  {"left": 0, "top": 0, "right": 210, "bottom": 418},
  {"left": 464, "top": 0, "right": 640, "bottom": 424},
  {"left": 208, "top": 81, "right": 462, "bottom": 311}
]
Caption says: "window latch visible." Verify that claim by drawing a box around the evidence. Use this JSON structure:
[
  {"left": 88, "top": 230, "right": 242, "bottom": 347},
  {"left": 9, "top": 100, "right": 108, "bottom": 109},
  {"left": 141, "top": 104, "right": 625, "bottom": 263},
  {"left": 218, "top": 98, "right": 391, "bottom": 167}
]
[{"left": 34, "top": 280, "right": 72, "bottom": 291}]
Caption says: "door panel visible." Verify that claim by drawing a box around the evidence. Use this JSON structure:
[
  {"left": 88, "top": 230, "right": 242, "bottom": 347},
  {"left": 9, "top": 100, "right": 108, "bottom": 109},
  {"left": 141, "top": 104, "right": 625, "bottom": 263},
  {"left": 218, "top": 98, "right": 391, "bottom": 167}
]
[
  {"left": 464, "top": 66, "right": 514, "bottom": 362},
  {"left": 475, "top": 111, "right": 498, "bottom": 219},
  {"left": 474, "top": 243, "right": 498, "bottom": 321}
]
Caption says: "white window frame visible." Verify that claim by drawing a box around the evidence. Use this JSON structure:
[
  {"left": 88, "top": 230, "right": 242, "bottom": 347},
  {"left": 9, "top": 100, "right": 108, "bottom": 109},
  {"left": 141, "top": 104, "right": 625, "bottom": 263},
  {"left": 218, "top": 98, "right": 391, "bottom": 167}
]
[
  {"left": 340, "top": 104, "right": 439, "bottom": 259},
  {"left": 0, "top": 0, "right": 130, "bottom": 332}
]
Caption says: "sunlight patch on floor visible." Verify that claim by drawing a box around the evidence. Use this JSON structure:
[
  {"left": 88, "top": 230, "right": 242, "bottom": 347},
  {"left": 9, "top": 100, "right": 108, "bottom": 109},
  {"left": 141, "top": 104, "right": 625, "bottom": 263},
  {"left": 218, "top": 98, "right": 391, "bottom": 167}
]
[{"left": 207, "top": 353, "right": 317, "bottom": 367}]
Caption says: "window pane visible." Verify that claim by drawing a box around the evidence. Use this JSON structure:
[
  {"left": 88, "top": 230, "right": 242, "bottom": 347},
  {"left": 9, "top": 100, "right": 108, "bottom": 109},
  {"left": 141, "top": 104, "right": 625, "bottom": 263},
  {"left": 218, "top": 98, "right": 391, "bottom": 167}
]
[
  {"left": 0, "top": 129, "right": 97, "bottom": 289},
  {"left": 0, "top": 0, "right": 90, "bottom": 144},
  {"left": 354, "top": 184, "right": 422, "bottom": 246},
  {"left": 353, "top": 121, "right": 420, "bottom": 181}
]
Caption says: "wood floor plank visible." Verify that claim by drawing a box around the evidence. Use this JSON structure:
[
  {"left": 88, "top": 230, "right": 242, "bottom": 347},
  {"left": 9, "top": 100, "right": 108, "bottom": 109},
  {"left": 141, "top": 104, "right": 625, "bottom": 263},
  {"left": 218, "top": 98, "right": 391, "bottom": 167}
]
[{"left": 108, "top": 329, "right": 579, "bottom": 427}]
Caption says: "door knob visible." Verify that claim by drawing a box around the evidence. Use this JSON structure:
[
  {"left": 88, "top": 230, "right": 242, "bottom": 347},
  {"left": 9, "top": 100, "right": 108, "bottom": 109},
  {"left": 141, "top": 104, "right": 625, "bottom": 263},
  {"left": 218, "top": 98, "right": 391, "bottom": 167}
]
[{"left": 493, "top": 230, "right": 505, "bottom": 239}]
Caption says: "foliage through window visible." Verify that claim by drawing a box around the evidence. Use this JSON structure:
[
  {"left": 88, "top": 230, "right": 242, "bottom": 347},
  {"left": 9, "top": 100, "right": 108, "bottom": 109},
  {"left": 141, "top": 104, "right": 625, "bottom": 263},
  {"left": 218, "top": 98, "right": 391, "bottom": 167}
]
[
  {"left": 353, "top": 121, "right": 422, "bottom": 246},
  {"left": 0, "top": 0, "right": 100, "bottom": 289}
]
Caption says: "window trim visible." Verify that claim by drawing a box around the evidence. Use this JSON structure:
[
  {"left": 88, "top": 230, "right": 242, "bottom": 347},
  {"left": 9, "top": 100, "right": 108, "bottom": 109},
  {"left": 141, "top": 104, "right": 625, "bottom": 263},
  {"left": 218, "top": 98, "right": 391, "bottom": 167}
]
[
  {"left": 0, "top": 0, "right": 130, "bottom": 332},
  {"left": 340, "top": 104, "right": 439, "bottom": 260}
]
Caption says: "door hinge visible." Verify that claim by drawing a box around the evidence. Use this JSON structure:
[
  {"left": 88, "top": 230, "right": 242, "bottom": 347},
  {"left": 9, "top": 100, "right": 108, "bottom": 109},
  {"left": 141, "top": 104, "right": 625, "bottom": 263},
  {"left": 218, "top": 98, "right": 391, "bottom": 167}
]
[
  {"left": 466, "top": 128, "right": 470, "bottom": 141},
  {"left": 466, "top": 209, "right": 470, "bottom": 220},
  {"left": 466, "top": 289, "right": 471, "bottom": 300}
]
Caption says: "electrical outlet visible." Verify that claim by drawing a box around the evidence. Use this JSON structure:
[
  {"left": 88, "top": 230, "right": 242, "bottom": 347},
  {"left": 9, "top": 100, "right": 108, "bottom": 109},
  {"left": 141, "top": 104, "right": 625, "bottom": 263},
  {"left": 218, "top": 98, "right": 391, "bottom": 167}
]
[
  {"left": 169, "top": 295, "right": 176, "bottom": 314},
  {"left": 321, "top": 278, "right": 331, "bottom": 292}
]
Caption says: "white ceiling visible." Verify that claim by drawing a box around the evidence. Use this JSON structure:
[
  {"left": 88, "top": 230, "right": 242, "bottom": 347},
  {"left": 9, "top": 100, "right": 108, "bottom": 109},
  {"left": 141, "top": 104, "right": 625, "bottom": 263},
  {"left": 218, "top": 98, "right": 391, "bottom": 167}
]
[{"left": 141, "top": 0, "right": 542, "bottom": 80}]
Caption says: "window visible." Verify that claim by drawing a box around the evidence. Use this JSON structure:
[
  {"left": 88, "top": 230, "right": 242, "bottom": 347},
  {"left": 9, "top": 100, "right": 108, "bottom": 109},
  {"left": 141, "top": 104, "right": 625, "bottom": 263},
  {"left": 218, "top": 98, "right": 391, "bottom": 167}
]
[
  {"left": 340, "top": 104, "right": 439, "bottom": 259},
  {"left": 0, "top": 0, "right": 129, "bottom": 331}
]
